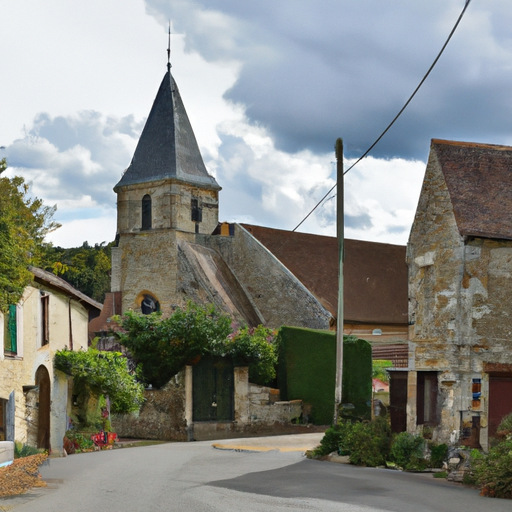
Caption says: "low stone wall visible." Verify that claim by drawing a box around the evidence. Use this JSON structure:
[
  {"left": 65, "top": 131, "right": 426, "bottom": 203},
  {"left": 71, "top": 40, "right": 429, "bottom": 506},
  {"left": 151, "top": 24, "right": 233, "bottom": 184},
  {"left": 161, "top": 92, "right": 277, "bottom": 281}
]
[
  {"left": 112, "top": 367, "right": 305, "bottom": 442},
  {"left": 112, "top": 373, "right": 187, "bottom": 441},
  {"left": 247, "top": 383, "right": 302, "bottom": 425}
]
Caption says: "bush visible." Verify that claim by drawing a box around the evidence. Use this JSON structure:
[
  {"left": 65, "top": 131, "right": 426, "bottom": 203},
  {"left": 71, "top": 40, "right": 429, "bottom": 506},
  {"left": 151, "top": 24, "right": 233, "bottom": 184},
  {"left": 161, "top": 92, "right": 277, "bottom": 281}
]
[
  {"left": 313, "top": 417, "right": 392, "bottom": 467},
  {"left": 313, "top": 424, "right": 344, "bottom": 457},
  {"left": 390, "top": 432, "right": 426, "bottom": 470},
  {"left": 54, "top": 349, "right": 144, "bottom": 414},
  {"left": 14, "top": 442, "right": 45, "bottom": 459},
  {"left": 429, "top": 442, "right": 448, "bottom": 468},
  {"left": 223, "top": 326, "right": 278, "bottom": 385},
  {"left": 497, "top": 413, "right": 512, "bottom": 436},
  {"left": 472, "top": 437, "right": 512, "bottom": 499},
  {"left": 342, "top": 418, "right": 391, "bottom": 467}
]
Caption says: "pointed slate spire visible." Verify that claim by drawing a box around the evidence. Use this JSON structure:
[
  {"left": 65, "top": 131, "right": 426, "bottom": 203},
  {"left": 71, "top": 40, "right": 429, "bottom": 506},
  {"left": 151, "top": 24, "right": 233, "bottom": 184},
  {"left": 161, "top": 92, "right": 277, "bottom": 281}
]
[{"left": 115, "top": 71, "right": 220, "bottom": 191}]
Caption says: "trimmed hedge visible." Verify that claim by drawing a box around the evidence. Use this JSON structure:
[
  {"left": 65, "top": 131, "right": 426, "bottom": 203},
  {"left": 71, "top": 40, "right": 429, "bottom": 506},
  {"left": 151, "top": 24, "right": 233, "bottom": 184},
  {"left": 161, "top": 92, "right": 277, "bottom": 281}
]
[{"left": 277, "top": 326, "right": 371, "bottom": 424}]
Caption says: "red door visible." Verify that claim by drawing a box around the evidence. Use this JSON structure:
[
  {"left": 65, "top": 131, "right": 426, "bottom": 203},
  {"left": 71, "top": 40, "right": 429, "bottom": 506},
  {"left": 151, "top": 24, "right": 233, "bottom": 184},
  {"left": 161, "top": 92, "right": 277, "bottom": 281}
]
[{"left": 488, "top": 374, "right": 512, "bottom": 438}]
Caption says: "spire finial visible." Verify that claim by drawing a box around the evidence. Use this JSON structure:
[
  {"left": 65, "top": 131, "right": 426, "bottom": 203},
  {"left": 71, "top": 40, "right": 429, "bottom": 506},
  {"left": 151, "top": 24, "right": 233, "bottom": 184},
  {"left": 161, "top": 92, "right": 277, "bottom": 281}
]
[{"left": 167, "top": 22, "right": 171, "bottom": 72}]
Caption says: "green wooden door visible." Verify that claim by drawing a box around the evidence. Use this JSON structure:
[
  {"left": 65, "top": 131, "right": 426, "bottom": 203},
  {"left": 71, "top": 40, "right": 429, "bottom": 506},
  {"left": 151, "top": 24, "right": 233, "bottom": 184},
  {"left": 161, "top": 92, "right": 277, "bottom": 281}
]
[{"left": 193, "top": 357, "right": 234, "bottom": 422}]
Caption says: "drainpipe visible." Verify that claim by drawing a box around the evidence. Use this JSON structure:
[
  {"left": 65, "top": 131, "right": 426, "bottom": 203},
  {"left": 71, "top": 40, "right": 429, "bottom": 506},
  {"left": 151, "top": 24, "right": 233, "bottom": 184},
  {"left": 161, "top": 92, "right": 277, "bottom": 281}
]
[{"left": 68, "top": 298, "right": 74, "bottom": 350}]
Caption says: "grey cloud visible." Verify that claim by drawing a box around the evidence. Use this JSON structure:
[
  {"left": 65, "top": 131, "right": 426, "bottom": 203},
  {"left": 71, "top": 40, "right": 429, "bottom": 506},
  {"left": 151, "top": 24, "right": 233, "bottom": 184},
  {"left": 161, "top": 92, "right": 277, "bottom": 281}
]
[
  {"left": 387, "top": 225, "right": 407, "bottom": 235},
  {"left": 5, "top": 111, "right": 139, "bottom": 207},
  {"left": 345, "top": 213, "right": 373, "bottom": 230},
  {"left": 145, "top": 0, "right": 512, "bottom": 160}
]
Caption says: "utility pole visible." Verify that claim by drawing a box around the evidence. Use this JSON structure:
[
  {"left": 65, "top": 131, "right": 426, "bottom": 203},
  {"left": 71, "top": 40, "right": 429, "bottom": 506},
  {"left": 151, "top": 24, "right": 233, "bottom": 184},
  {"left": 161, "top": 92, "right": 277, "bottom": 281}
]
[{"left": 334, "top": 138, "right": 344, "bottom": 424}]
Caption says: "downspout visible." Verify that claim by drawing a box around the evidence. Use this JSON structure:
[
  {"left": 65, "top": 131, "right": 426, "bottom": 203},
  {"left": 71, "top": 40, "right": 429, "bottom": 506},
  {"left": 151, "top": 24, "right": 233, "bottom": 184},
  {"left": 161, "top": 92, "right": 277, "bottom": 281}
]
[{"left": 68, "top": 298, "right": 74, "bottom": 350}]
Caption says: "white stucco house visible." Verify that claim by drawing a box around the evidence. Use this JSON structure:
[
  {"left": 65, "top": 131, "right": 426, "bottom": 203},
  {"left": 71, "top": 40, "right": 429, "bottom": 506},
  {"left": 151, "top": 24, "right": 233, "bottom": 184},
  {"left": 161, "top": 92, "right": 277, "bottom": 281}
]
[{"left": 0, "top": 267, "right": 101, "bottom": 456}]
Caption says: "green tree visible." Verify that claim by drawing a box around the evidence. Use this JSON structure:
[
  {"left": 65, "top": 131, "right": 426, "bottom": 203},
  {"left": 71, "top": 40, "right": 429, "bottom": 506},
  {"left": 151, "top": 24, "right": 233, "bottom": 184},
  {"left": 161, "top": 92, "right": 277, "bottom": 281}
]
[
  {"left": 114, "top": 303, "right": 232, "bottom": 388},
  {"left": 0, "top": 159, "right": 60, "bottom": 311},
  {"left": 42, "top": 241, "right": 113, "bottom": 302},
  {"left": 224, "top": 326, "right": 278, "bottom": 385}
]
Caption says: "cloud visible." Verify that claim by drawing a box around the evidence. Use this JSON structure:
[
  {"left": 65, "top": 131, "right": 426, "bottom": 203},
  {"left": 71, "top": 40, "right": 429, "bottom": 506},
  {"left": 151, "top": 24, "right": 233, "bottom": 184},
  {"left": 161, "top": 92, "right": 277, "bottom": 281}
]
[
  {"left": 3, "top": 111, "right": 141, "bottom": 245},
  {"left": 145, "top": 0, "right": 512, "bottom": 160}
]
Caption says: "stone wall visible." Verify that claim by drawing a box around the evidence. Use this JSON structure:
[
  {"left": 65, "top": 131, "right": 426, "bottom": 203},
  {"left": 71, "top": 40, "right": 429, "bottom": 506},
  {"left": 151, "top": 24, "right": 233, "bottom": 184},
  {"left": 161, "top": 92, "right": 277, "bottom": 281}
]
[
  {"left": 112, "top": 373, "right": 187, "bottom": 441},
  {"left": 113, "top": 366, "right": 303, "bottom": 442},
  {"left": 407, "top": 151, "right": 512, "bottom": 449},
  {"left": 203, "top": 224, "right": 331, "bottom": 330}
]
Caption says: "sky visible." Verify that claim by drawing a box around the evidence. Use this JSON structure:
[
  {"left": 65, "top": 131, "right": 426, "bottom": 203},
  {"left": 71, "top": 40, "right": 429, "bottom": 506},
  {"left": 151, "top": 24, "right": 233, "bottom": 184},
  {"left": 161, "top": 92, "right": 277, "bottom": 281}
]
[{"left": 2, "top": 0, "right": 512, "bottom": 248}]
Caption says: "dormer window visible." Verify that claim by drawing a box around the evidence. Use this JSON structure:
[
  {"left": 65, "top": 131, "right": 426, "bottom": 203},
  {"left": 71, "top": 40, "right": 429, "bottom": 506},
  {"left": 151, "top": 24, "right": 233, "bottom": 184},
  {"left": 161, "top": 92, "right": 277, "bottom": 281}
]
[
  {"left": 142, "top": 194, "right": 152, "bottom": 230},
  {"left": 191, "top": 198, "right": 202, "bottom": 223}
]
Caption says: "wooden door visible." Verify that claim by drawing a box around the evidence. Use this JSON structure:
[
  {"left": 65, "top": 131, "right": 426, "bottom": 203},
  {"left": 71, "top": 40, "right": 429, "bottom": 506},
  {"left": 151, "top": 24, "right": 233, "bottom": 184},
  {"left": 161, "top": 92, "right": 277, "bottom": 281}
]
[
  {"left": 193, "top": 357, "right": 234, "bottom": 422},
  {"left": 35, "top": 366, "right": 51, "bottom": 450},
  {"left": 389, "top": 371, "right": 408, "bottom": 433},
  {"left": 488, "top": 373, "right": 512, "bottom": 438}
]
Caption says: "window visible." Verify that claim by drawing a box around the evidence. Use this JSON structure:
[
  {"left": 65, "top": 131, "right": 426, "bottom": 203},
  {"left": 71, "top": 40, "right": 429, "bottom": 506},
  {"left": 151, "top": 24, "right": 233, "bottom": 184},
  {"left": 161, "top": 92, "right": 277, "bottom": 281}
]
[
  {"left": 41, "top": 294, "right": 49, "bottom": 346},
  {"left": 3, "top": 305, "right": 17, "bottom": 354},
  {"left": 191, "top": 198, "right": 202, "bottom": 223},
  {"left": 141, "top": 194, "right": 152, "bottom": 230},
  {"left": 417, "top": 371, "right": 438, "bottom": 425},
  {"left": 141, "top": 294, "right": 160, "bottom": 315}
]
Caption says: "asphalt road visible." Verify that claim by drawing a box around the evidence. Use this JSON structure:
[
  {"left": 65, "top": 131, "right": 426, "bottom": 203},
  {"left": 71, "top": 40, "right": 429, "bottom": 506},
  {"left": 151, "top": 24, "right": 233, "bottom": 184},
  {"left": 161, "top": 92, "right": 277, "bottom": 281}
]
[{"left": 4, "top": 437, "right": 512, "bottom": 512}]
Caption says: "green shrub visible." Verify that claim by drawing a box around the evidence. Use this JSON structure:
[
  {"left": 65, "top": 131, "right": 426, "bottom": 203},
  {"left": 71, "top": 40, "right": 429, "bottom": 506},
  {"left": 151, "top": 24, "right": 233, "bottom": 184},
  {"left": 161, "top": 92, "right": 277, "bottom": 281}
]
[
  {"left": 312, "top": 425, "right": 344, "bottom": 457},
  {"left": 497, "top": 413, "right": 512, "bottom": 435},
  {"left": 429, "top": 442, "right": 448, "bottom": 468},
  {"left": 472, "top": 437, "right": 512, "bottom": 499},
  {"left": 313, "top": 417, "right": 392, "bottom": 466},
  {"left": 390, "top": 432, "right": 426, "bottom": 470},
  {"left": 342, "top": 419, "right": 390, "bottom": 467},
  {"left": 14, "top": 442, "right": 45, "bottom": 459}
]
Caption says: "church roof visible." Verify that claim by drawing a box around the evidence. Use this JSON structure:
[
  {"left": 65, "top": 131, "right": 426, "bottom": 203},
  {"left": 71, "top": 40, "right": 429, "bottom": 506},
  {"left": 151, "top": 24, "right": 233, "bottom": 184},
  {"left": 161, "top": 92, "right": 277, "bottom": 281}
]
[
  {"left": 115, "top": 70, "right": 220, "bottom": 191},
  {"left": 241, "top": 224, "right": 408, "bottom": 325},
  {"left": 432, "top": 139, "right": 512, "bottom": 240}
]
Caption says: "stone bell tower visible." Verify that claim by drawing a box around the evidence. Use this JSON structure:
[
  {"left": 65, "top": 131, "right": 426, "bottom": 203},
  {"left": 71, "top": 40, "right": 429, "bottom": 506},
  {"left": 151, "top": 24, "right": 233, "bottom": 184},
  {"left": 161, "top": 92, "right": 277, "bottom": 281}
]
[{"left": 110, "top": 62, "right": 221, "bottom": 315}]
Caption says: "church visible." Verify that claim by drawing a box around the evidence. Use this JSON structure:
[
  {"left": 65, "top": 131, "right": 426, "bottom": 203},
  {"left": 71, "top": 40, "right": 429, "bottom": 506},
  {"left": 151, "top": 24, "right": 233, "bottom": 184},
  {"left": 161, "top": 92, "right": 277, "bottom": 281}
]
[{"left": 96, "top": 59, "right": 408, "bottom": 351}]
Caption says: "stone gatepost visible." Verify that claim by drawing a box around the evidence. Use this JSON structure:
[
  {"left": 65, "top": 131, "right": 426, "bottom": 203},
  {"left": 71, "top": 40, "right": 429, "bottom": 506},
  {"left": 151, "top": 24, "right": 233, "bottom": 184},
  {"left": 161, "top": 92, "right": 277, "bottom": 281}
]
[{"left": 234, "top": 367, "right": 250, "bottom": 425}]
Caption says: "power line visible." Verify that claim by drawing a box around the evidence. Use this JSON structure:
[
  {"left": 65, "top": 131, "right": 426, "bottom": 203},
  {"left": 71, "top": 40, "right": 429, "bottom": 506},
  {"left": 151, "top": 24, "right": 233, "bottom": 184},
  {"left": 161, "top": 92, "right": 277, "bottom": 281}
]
[{"left": 292, "top": 0, "right": 472, "bottom": 233}]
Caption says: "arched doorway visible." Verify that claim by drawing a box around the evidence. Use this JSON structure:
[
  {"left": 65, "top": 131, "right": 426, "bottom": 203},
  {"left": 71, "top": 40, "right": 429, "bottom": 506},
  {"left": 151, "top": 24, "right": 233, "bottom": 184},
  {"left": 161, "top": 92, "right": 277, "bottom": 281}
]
[{"left": 35, "top": 366, "right": 51, "bottom": 450}]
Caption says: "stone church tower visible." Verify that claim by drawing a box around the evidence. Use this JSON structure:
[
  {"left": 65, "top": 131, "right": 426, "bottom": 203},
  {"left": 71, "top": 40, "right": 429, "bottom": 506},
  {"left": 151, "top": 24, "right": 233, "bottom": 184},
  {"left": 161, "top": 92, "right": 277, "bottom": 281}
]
[{"left": 110, "top": 64, "right": 221, "bottom": 315}]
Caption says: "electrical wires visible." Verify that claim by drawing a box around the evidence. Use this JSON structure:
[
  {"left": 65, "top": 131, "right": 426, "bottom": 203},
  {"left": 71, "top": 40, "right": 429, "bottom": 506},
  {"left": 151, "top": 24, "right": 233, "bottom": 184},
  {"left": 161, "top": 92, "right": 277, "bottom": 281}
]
[{"left": 292, "top": 0, "right": 472, "bottom": 233}]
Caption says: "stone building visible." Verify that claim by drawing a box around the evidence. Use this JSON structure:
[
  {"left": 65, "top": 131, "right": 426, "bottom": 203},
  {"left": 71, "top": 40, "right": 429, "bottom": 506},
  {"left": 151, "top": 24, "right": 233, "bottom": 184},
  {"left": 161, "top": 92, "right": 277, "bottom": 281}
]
[
  {"left": 102, "top": 62, "right": 408, "bottom": 439},
  {"left": 401, "top": 139, "right": 512, "bottom": 450},
  {"left": 107, "top": 64, "right": 408, "bottom": 341},
  {"left": 0, "top": 267, "right": 101, "bottom": 455}
]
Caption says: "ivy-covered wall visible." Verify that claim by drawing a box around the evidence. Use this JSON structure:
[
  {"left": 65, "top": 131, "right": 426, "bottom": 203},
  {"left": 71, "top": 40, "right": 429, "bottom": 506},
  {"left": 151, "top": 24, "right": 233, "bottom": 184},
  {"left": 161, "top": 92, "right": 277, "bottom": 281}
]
[{"left": 277, "top": 326, "right": 371, "bottom": 425}]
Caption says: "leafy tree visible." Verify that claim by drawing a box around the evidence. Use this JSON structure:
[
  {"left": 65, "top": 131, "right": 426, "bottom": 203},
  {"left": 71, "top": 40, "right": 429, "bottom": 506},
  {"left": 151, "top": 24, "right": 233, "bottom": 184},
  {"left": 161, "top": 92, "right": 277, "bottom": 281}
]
[
  {"left": 113, "top": 303, "right": 279, "bottom": 388},
  {"left": 42, "top": 241, "right": 113, "bottom": 302},
  {"left": 0, "top": 159, "right": 60, "bottom": 311},
  {"left": 224, "top": 326, "right": 278, "bottom": 385},
  {"left": 54, "top": 348, "right": 144, "bottom": 415},
  {"left": 114, "top": 302, "right": 232, "bottom": 388}
]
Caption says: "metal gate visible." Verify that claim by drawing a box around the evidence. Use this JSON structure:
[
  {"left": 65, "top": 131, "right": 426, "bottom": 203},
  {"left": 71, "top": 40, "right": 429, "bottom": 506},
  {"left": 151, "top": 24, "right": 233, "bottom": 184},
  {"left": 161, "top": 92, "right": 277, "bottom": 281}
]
[{"left": 192, "top": 357, "right": 234, "bottom": 422}]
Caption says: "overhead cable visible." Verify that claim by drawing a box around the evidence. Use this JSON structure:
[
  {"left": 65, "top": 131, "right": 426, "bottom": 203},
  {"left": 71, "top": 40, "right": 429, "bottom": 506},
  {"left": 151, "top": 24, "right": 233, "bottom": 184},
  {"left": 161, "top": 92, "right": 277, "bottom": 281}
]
[{"left": 292, "top": 0, "right": 472, "bottom": 233}]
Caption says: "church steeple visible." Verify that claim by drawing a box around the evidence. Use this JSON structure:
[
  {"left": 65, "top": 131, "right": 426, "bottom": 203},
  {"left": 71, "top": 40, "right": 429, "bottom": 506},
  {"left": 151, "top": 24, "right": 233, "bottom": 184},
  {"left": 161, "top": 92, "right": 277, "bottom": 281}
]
[{"left": 114, "top": 68, "right": 220, "bottom": 192}]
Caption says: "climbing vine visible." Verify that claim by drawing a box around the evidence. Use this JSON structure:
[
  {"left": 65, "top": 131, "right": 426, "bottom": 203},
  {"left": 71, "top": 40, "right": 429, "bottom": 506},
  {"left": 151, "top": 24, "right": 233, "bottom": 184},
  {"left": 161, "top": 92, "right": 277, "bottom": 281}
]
[{"left": 54, "top": 349, "right": 144, "bottom": 414}]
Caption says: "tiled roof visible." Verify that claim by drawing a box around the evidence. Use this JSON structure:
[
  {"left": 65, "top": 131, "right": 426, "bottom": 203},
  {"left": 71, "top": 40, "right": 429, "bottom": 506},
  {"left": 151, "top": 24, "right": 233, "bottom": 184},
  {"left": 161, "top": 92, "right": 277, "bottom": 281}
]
[
  {"left": 433, "top": 139, "right": 512, "bottom": 240},
  {"left": 114, "top": 71, "right": 220, "bottom": 191},
  {"left": 241, "top": 224, "right": 408, "bottom": 325},
  {"left": 30, "top": 267, "right": 102, "bottom": 311}
]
